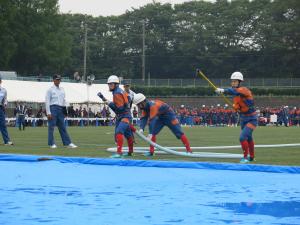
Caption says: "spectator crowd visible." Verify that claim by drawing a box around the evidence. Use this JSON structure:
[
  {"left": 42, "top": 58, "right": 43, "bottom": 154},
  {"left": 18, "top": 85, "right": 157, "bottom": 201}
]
[
  {"left": 12, "top": 103, "right": 300, "bottom": 127},
  {"left": 174, "top": 105, "right": 300, "bottom": 127}
]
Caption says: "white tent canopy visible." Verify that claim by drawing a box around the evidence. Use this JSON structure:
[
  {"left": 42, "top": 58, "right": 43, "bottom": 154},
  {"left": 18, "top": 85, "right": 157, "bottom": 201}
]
[{"left": 3, "top": 80, "right": 114, "bottom": 104}]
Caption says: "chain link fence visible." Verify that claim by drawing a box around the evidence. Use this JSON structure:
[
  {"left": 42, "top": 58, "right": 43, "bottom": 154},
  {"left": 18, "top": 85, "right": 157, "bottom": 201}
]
[{"left": 123, "top": 78, "right": 300, "bottom": 88}]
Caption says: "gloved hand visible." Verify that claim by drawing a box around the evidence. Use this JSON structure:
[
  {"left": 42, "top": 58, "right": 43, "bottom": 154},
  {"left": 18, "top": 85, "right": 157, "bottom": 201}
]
[
  {"left": 215, "top": 88, "right": 225, "bottom": 94},
  {"left": 138, "top": 129, "right": 144, "bottom": 133},
  {"left": 97, "top": 92, "right": 107, "bottom": 101},
  {"left": 147, "top": 134, "right": 153, "bottom": 139}
]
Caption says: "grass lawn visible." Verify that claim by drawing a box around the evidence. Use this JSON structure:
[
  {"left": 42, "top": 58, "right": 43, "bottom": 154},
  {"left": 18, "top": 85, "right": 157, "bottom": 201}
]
[{"left": 0, "top": 126, "right": 299, "bottom": 166}]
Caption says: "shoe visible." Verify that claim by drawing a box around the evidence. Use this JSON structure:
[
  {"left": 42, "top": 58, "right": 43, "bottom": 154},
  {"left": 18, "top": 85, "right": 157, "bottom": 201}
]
[
  {"left": 144, "top": 152, "right": 154, "bottom": 157},
  {"left": 123, "top": 152, "right": 133, "bottom": 157},
  {"left": 4, "top": 141, "right": 14, "bottom": 146},
  {"left": 67, "top": 143, "right": 78, "bottom": 148},
  {"left": 240, "top": 158, "right": 249, "bottom": 163},
  {"left": 248, "top": 157, "right": 255, "bottom": 162},
  {"left": 110, "top": 153, "right": 123, "bottom": 158},
  {"left": 50, "top": 144, "right": 57, "bottom": 149}
]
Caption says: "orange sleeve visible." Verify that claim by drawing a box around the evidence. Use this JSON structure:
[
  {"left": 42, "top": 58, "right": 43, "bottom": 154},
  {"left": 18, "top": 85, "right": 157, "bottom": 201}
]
[
  {"left": 236, "top": 87, "right": 252, "bottom": 98},
  {"left": 113, "top": 93, "right": 125, "bottom": 107}
]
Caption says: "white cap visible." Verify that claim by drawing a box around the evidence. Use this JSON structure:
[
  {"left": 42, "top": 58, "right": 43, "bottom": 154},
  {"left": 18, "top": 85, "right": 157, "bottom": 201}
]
[
  {"left": 181, "top": 105, "right": 185, "bottom": 108},
  {"left": 202, "top": 105, "right": 205, "bottom": 107},
  {"left": 107, "top": 75, "right": 120, "bottom": 84},
  {"left": 133, "top": 93, "right": 146, "bottom": 105},
  {"left": 230, "top": 71, "right": 244, "bottom": 81}
]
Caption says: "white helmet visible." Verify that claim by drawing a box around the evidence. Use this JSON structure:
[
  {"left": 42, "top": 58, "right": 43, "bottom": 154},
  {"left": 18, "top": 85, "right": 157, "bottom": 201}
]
[
  {"left": 107, "top": 75, "right": 120, "bottom": 84},
  {"left": 181, "top": 105, "right": 185, "bottom": 108},
  {"left": 133, "top": 93, "right": 146, "bottom": 105},
  {"left": 202, "top": 105, "right": 205, "bottom": 107},
  {"left": 230, "top": 71, "right": 244, "bottom": 81}
]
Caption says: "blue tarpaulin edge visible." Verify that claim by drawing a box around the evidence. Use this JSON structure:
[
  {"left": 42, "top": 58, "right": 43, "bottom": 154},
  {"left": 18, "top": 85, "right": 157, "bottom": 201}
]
[{"left": 0, "top": 153, "right": 300, "bottom": 174}]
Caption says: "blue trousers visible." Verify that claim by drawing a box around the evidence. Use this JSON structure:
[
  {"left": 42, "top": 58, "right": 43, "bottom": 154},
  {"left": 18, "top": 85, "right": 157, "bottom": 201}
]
[
  {"left": 150, "top": 112, "right": 183, "bottom": 139},
  {"left": 115, "top": 118, "right": 133, "bottom": 139},
  {"left": 48, "top": 105, "right": 71, "bottom": 146},
  {"left": 239, "top": 118, "right": 258, "bottom": 142},
  {"left": 0, "top": 108, "right": 10, "bottom": 144},
  {"left": 17, "top": 115, "right": 25, "bottom": 130}
]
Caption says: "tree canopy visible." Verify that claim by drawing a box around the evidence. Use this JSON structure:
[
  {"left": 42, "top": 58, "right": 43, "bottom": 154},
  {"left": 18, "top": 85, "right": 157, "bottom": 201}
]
[{"left": 0, "top": 0, "right": 299, "bottom": 79}]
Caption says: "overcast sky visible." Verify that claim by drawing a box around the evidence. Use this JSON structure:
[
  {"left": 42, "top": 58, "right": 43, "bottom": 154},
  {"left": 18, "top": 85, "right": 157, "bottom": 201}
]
[{"left": 58, "top": 0, "right": 212, "bottom": 17}]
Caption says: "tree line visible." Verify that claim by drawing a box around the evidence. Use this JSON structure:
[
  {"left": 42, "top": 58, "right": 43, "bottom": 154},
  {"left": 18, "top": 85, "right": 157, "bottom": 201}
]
[{"left": 0, "top": 0, "right": 299, "bottom": 79}]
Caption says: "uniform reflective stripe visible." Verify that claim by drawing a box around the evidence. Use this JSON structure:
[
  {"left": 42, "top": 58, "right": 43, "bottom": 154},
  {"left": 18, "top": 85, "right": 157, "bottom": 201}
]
[
  {"left": 121, "top": 118, "right": 130, "bottom": 123},
  {"left": 246, "top": 123, "right": 256, "bottom": 130}
]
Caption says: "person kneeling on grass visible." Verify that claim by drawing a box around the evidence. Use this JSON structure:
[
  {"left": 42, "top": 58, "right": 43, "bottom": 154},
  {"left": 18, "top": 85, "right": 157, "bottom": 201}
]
[
  {"left": 133, "top": 93, "right": 192, "bottom": 156},
  {"left": 97, "top": 75, "right": 135, "bottom": 158},
  {"left": 215, "top": 71, "right": 257, "bottom": 163}
]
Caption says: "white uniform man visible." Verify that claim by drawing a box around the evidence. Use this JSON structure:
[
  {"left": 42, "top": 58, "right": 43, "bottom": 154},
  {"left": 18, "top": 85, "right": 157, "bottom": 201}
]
[
  {"left": 45, "top": 74, "right": 77, "bottom": 149},
  {"left": 0, "top": 76, "right": 13, "bottom": 145},
  {"left": 122, "top": 80, "right": 136, "bottom": 108}
]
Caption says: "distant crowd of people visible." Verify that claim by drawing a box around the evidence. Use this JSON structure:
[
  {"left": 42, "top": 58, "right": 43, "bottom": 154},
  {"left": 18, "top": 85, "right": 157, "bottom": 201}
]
[
  {"left": 12, "top": 102, "right": 300, "bottom": 128},
  {"left": 174, "top": 104, "right": 300, "bottom": 127}
]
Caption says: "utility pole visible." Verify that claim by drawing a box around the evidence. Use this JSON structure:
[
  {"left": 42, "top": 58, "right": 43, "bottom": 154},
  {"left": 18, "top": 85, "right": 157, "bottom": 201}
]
[
  {"left": 83, "top": 22, "right": 88, "bottom": 82},
  {"left": 142, "top": 20, "right": 146, "bottom": 81}
]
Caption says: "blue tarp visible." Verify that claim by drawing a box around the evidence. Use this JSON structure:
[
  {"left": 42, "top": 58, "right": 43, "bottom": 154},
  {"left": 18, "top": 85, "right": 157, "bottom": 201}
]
[
  {"left": 0, "top": 159, "right": 300, "bottom": 225},
  {"left": 0, "top": 153, "right": 300, "bottom": 174}
]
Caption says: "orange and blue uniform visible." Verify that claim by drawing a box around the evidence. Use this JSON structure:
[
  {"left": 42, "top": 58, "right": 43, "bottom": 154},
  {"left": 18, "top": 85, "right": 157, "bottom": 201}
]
[
  {"left": 139, "top": 99, "right": 191, "bottom": 154},
  {"left": 108, "top": 87, "right": 134, "bottom": 155},
  {"left": 224, "top": 87, "right": 257, "bottom": 159}
]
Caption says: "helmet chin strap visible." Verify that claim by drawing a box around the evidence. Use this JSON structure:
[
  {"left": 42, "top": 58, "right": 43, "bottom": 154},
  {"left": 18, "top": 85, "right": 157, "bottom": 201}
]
[
  {"left": 109, "top": 83, "right": 119, "bottom": 91},
  {"left": 232, "top": 80, "right": 241, "bottom": 88}
]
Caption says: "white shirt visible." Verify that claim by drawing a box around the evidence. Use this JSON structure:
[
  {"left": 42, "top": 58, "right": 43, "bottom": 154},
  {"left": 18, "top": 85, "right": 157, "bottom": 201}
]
[
  {"left": 128, "top": 89, "right": 135, "bottom": 104},
  {"left": 0, "top": 87, "right": 8, "bottom": 106},
  {"left": 45, "top": 85, "right": 66, "bottom": 115}
]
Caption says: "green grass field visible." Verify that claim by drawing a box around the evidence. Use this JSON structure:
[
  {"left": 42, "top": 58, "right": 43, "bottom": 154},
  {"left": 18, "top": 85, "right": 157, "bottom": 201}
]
[{"left": 0, "top": 126, "right": 299, "bottom": 166}]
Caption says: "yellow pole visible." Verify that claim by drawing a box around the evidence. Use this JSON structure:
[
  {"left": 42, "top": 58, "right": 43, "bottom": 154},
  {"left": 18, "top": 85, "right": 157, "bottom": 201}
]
[{"left": 196, "top": 69, "right": 232, "bottom": 106}]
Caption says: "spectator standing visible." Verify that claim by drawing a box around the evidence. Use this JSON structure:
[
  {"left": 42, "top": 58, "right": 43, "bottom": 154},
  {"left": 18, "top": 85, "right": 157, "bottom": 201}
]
[
  {"left": 16, "top": 103, "right": 27, "bottom": 130},
  {"left": 45, "top": 74, "right": 77, "bottom": 149},
  {"left": 0, "top": 76, "right": 13, "bottom": 145},
  {"left": 123, "top": 80, "right": 135, "bottom": 108},
  {"left": 36, "top": 105, "right": 45, "bottom": 126}
]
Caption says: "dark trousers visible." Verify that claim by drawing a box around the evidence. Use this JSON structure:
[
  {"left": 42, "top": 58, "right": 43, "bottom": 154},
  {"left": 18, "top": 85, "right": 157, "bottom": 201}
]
[
  {"left": 18, "top": 115, "right": 26, "bottom": 130},
  {"left": 0, "top": 108, "right": 10, "bottom": 144},
  {"left": 48, "top": 105, "right": 71, "bottom": 146}
]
